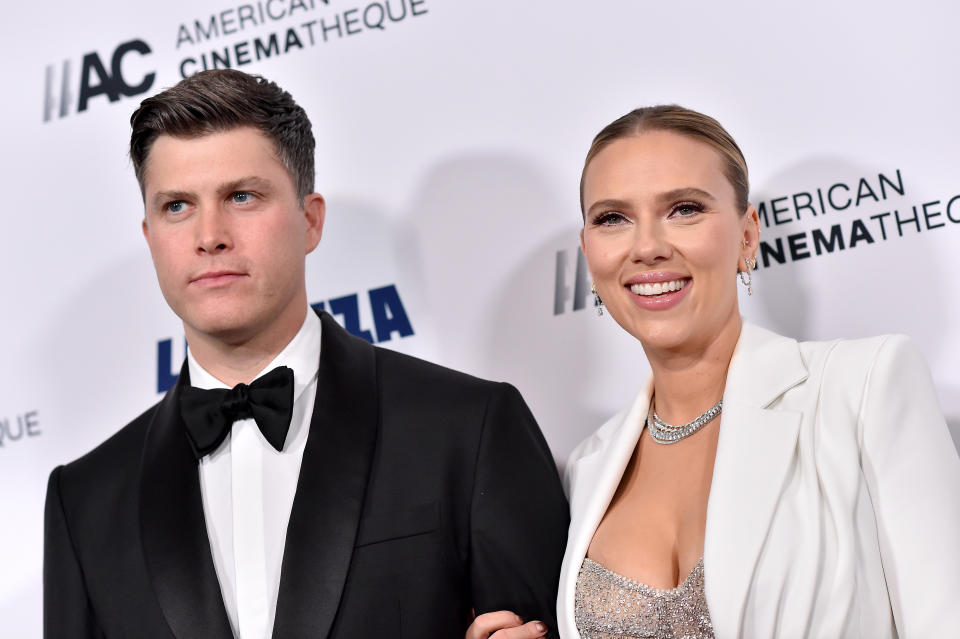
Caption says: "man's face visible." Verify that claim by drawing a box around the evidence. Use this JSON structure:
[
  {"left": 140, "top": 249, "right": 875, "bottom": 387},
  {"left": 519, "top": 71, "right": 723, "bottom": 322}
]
[{"left": 142, "top": 127, "right": 324, "bottom": 347}]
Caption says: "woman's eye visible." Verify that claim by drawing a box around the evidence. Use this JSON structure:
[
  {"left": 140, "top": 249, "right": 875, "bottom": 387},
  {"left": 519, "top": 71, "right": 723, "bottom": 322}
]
[
  {"left": 593, "top": 212, "right": 627, "bottom": 226},
  {"left": 670, "top": 201, "right": 703, "bottom": 218}
]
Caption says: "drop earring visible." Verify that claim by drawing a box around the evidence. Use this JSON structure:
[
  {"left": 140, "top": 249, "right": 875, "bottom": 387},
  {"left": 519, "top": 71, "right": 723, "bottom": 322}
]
[
  {"left": 591, "top": 282, "right": 604, "bottom": 315},
  {"left": 738, "top": 257, "right": 756, "bottom": 296}
]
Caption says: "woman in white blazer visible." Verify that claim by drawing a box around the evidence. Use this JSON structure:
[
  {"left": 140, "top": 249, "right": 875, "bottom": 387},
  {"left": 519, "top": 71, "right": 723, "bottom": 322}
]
[
  {"left": 467, "top": 106, "right": 960, "bottom": 639},
  {"left": 559, "top": 324, "right": 960, "bottom": 638}
]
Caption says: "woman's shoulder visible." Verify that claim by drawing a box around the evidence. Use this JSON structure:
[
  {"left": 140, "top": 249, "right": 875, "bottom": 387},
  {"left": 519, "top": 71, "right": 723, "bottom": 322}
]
[
  {"left": 771, "top": 329, "right": 940, "bottom": 443},
  {"left": 743, "top": 322, "right": 923, "bottom": 385},
  {"left": 793, "top": 331, "right": 923, "bottom": 388},
  {"left": 562, "top": 390, "right": 650, "bottom": 497}
]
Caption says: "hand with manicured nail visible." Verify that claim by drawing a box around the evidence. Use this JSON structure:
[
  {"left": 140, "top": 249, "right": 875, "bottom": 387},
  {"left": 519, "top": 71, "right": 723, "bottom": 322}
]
[{"left": 465, "top": 610, "right": 548, "bottom": 639}]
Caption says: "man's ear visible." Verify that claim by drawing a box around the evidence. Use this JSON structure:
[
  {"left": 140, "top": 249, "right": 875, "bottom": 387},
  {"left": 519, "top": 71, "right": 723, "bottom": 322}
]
[
  {"left": 303, "top": 193, "right": 326, "bottom": 254},
  {"left": 142, "top": 217, "right": 152, "bottom": 251}
]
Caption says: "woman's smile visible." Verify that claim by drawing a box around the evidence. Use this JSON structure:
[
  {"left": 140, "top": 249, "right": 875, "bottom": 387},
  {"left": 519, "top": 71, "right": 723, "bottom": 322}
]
[
  {"left": 626, "top": 277, "right": 692, "bottom": 310},
  {"left": 580, "top": 129, "right": 757, "bottom": 352}
]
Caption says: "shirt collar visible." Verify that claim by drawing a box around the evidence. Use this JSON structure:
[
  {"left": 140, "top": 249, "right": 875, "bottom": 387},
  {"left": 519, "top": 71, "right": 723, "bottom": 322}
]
[{"left": 187, "top": 309, "right": 322, "bottom": 403}]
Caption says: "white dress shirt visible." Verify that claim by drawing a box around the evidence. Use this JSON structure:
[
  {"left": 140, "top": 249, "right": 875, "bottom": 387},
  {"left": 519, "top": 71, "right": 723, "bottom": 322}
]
[{"left": 189, "top": 310, "right": 322, "bottom": 639}]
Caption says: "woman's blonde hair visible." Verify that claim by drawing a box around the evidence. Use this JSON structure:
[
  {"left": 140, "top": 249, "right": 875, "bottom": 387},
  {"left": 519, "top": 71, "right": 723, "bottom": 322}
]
[{"left": 580, "top": 105, "right": 749, "bottom": 216}]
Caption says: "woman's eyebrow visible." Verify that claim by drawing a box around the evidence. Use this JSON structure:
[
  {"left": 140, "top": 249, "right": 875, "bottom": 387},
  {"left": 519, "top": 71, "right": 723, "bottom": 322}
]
[
  {"left": 586, "top": 198, "right": 632, "bottom": 217},
  {"left": 656, "top": 187, "right": 716, "bottom": 203}
]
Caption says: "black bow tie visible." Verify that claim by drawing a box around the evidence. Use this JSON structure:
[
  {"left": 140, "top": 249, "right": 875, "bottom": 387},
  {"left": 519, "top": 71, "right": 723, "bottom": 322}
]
[{"left": 179, "top": 366, "right": 295, "bottom": 460}]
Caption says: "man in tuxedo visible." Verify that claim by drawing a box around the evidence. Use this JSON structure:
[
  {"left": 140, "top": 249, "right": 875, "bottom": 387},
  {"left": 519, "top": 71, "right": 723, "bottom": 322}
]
[{"left": 44, "top": 69, "right": 568, "bottom": 639}]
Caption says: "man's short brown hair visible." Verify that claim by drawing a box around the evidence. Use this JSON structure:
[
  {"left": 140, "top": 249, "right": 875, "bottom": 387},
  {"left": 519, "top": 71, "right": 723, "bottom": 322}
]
[{"left": 129, "top": 69, "right": 315, "bottom": 203}]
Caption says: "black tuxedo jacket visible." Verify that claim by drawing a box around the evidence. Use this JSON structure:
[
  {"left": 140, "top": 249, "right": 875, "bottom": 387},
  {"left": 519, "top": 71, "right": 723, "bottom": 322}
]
[{"left": 45, "top": 312, "right": 569, "bottom": 638}]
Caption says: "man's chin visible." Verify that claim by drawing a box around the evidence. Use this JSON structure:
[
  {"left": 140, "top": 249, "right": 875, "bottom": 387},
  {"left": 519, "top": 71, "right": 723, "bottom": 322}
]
[{"left": 182, "top": 316, "right": 260, "bottom": 347}]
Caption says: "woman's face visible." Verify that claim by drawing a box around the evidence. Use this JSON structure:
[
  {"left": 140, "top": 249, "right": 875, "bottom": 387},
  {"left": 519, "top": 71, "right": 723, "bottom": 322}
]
[{"left": 580, "top": 130, "right": 759, "bottom": 354}]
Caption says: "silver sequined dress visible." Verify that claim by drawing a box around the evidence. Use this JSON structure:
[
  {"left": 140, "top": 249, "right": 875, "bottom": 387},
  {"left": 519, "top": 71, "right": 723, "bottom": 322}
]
[{"left": 574, "top": 557, "right": 715, "bottom": 639}]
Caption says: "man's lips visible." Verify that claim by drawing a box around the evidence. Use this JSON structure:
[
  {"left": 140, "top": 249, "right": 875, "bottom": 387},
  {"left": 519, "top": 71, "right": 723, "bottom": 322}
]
[{"left": 190, "top": 270, "right": 247, "bottom": 286}]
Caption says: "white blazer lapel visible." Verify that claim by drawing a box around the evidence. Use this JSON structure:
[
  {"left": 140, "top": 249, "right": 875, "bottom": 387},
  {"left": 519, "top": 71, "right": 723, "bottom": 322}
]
[
  {"left": 704, "top": 323, "right": 808, "bottom": 637},
  {"left": 557, "top": 379, "right": 652, "bottom": 639}
]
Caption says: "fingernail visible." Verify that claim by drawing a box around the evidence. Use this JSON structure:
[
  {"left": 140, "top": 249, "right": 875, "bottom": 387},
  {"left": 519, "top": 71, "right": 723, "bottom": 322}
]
[{"left": 534, "top": 621, "right": 546, "bottom": 633}]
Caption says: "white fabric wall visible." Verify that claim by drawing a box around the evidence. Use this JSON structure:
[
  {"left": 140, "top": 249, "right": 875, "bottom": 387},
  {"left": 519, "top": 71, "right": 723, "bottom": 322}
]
[{"left": 2, "top": 0, "right": 958, "bottom": 635}]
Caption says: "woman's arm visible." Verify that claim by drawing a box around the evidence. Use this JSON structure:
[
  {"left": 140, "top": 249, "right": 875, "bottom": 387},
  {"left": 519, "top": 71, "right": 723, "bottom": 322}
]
[{"left": 860, "top": 335, "right": 960, "bottom": 636}]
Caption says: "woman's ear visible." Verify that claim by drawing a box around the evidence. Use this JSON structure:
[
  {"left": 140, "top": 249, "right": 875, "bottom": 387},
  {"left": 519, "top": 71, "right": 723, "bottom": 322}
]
[{"left": 740, "top": 204, "right": 761, "bottom": 266}]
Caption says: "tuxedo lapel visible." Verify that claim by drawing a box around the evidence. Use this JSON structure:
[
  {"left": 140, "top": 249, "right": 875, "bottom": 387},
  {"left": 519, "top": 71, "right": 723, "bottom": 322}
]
[
  {"left": 140, "top": 362, "right": 234, "bottom": 639},
  {"left": 272, "top": 312, "right": 379, "bottom": 638},
  {"left": 704, "top": 323, "right": 808, "bottom": 637}
]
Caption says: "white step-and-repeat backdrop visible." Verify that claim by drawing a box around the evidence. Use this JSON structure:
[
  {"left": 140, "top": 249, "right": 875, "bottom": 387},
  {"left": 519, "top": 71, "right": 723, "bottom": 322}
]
[{"left": 2, "top": 1, "right": 958, "bottom": 635}]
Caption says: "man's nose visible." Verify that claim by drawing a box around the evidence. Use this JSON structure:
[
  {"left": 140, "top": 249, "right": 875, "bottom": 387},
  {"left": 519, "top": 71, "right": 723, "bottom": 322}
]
[{"left": 195, "top": 205, "right": 232, "bottom": 254}]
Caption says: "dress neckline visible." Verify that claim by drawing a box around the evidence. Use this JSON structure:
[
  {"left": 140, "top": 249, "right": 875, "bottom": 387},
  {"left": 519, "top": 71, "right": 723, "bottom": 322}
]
[{"left": 582, "top": 556, "right": 705, "bottom": 595}]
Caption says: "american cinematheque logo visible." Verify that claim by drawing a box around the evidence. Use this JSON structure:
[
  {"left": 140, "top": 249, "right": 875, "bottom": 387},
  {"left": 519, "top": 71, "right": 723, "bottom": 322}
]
[
  {"left": 175, "top": 0, "right": 429, "bottom": 77},
  {"left": 0, "top": 410, "right": 41, "bottom": 451},
  {"left": 753, "top": 169, "right": 960, "bottom": 268},
  {"left": 552, "top": 168, "right": 960, "bottom": 315},
  {"left": 44, "top": 39, "right": 155, "bottom": 122},
  {"left": 43, "top": 0, "right": 430, "bottom": 122}
]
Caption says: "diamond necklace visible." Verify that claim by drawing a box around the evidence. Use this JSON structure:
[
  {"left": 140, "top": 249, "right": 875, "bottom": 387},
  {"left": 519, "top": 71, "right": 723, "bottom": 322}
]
[{"left": 646, "top": 398, "right": 723, "bottom": 445}]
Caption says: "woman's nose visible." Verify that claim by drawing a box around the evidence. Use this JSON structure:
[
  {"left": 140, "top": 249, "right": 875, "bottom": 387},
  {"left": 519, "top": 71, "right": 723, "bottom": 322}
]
[{"left": 628, "top": 220, "right": 671, "bottom": 265}]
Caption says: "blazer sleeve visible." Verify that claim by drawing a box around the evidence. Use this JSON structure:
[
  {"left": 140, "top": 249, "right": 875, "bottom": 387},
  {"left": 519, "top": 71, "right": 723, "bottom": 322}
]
[
  {"left": 859, "top": 335, "right": 960, "bottom": 637},
  {"left": 44, "top": 465, "right": 104, "bottom": 639},
  {"left": 469, "top": 382, "right": 569, "bottom": 639}
]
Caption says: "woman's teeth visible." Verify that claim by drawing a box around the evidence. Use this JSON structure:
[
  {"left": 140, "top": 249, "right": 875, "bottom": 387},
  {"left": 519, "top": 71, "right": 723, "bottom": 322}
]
[{"left": 629, "top": 279, "right": 688, "bottom": 296}]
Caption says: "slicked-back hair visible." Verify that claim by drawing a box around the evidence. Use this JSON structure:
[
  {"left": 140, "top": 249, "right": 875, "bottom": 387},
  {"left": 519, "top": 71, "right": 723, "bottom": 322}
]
[
  {"left": 130, "top": 69, "right": 315, "bottom": 204},
  {"left": 579, "top": 105, "right": 749, "bottom": 217}
]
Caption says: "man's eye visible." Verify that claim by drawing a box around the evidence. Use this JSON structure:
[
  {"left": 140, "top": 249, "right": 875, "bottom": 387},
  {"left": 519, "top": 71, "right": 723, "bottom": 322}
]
[
  {"left": 165, "top": 201, "right": 186, "bottom": 214},
  {"left": 232, "top": 191, "right": 253, "bottom": 204}
]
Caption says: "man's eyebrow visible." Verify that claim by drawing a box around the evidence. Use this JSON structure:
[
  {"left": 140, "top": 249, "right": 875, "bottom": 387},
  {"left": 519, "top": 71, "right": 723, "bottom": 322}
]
[
  {"left": 149, "top": 177, "right": 274, "bottom": 207},
  {"left": 217, "top": 176, "right": 273, "bottom": 193},
  {"left": 151, "top": 190, "right": 192, "bottom": 207}
]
